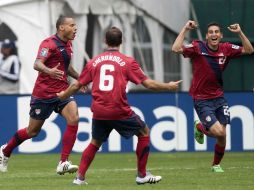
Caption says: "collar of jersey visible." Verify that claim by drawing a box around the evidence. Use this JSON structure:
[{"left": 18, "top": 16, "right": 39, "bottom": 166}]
[
  {"left": 205, "top": 42, "right": 219, "bottom": 52},
  {"left": 54, "top": 34, "right": 68, "bottom": 45},
  {"left": 105, "top": 48, "right": 119, "bottom": 52}
]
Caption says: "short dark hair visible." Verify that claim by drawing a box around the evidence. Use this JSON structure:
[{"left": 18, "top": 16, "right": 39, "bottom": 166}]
[
  {"left": 105, "top": 27, "right": 122, "bottom": 47},
  {"left": 207, "top": 22, "right": 221, "bottom": 31},
  {"left": 56, "top": 15, "right": 72, "bottom": 30}
]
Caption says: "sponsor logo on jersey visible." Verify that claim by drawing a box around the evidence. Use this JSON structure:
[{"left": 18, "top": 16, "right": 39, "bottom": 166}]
[
  {"left": 232, "top": 44, "right": 240, "bottom": 49},
  {"left": 40, "top": 48, "right": 49, "bottom": 57},
  {"left": 201, "top": 52, "right": 209, "bottom": 55}
]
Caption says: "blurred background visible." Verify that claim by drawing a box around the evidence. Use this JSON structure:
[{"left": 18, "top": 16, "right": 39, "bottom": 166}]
[{"left": 1, "top": 0, "right": 253, "bottom": 94}]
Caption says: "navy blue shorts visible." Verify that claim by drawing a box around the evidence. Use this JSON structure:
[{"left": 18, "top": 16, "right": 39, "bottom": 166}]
[
  {"left": 29, "top": 96, "right": 75, "bottom": 120},
  {"left": 194, "top": 97, "right": 230, "bottom": 129},
  {"left": 92, "top": 113, "right": 146, "bottom": 142}
]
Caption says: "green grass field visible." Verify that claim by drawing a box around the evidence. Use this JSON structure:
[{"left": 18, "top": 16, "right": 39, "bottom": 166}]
[{"left": 0, "top": 152, "right": 253, "bottom": 190}]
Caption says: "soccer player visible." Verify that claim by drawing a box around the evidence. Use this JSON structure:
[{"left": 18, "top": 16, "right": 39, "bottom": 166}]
[
  {"left": 0, "top": 16, "right": 81, "bottom": 174},
  {"left": 57, "top": 27, "right": 182, "bottom": 185},
  {"left": 172, "top": 20, "right": 254, "bottom": 172}
]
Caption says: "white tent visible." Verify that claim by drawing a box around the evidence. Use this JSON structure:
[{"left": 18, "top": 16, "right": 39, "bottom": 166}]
[{"left": 0, "top": 0, "right": 190, "bottom": 93}]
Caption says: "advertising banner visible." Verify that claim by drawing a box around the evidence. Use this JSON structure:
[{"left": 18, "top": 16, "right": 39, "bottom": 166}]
[{"left": 0, "top": 92, "right": 253, "bottom": 153}]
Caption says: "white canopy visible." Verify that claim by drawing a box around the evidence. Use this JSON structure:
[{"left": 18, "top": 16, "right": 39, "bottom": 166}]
[{"left": 0, "top": 0, "right": 190, "bottom": 93}]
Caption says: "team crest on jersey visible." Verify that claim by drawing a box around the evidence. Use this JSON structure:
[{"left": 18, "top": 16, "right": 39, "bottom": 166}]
[
  {"left": 231, "top": 44, "right": 240, "bottom": 49},
  {"left": 184, "top": 44, "right": 193, "bottom": 48},
  {"left": 35, "top": 109, "right": 41, "bottom": 115},
  {"left": 40, "top": 48, "right": 49, "bottom": 57}
]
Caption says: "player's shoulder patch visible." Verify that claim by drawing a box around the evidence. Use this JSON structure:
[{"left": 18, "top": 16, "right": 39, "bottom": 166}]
[
  {"left": 231, "top": 44, "right": 240, "bottom": 49},
  {"left": 40, "top": 48, "right": 49, "bottom": 57},
  {"left": 184, "top": 43, "right": 194, "bottom": 48}
]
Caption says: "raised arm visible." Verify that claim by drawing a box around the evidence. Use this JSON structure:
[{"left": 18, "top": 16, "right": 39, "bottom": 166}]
[
  {"left": 227, "top": 24, "right": 254, "bottom": 54},
  {"left": 172, "top": 20, "right": 198, "bottom": 54}
]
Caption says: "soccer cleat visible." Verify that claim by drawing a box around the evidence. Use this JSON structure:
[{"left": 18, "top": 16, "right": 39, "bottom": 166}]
[
  {"left": 194, "top": 120, "right": 204, "bottom": 144},
  {"left": 136, "top": 172, "right": 162, "bottom": 185},
  {"left": 56, "top": 160, "right": 78, "bottom": 175},
  {"left": 73, "top": 177, "right": 88, "bottom": 185},
  {"left": 0, "top": 144, "right": 9, "bottom": 172},
  {"left": 211, "top": 165, "right": 224, "bottom": 172}
]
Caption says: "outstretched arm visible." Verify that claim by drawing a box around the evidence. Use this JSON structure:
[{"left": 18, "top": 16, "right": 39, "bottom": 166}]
[
  {"left": 142, "top": 79, "right": 182, "bottom": 91},
  {"left": 228, "top": 24, "right": 254, "bottom": 54},
  {"left": 172, "top": 20, "right": 198, "bottom": 54},
  {"left": 57, "top": 81, "right": 83, "bottom": 100}
]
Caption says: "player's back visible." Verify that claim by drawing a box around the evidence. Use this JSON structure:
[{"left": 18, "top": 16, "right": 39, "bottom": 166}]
[
  {"left": 88, "top": 50, "right": 132, "bottom": 120},
  {"left": 82, "top": 49, "right": 147, "bottom": 120}
]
